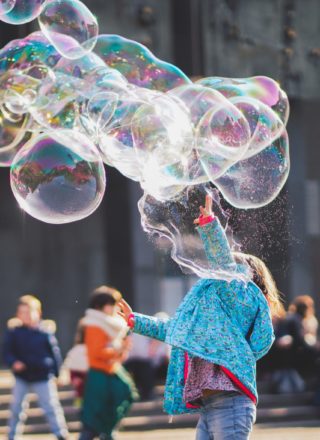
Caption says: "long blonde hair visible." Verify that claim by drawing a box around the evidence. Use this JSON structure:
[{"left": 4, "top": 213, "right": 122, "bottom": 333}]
[{"left": 233, "top": 252, "right": 284, "bottom": 317}]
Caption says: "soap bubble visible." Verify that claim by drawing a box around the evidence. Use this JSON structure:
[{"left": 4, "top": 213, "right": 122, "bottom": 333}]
[
  {"left": 10, "top": 130, "right": 106, "bottom": 223},
  {"left": 0, "top": 0, "right": 16, "bottom": 15},
  {"left": 197, "top": 76, "right": 289, "bottom": 124},
  {"left": 54, "top": 51, "right": 106, "bottom": 78},
  {"left": 231, "top": 96, "right": 285, "bottom": 158},
  {"left": 196, "top": 102, "right": 251, "bottom": 180},
  {"left": 86, "top": 91, "right": 118, "bottom": 133},
  {"left": 39, "top": 0, "right": 98, "bottom": 59},
  {"left": 215, "top": 130, "right": 290, "bottom": 208},
  {"left": 0, "top": 32, "right": 60, "bottom": 77},
  {"left": 93, "top": 34, "right": 191, "bottom": 91},
  {"left": 0, "top": 129, "right": 33, "bottom": 167},
  {"left": 0, "top": 0, "right": 46, "bottom": 24},
  {"left": 0, "top": 0, "right": 290, "bottom": 230},
  {"left": 0, "top": 106, "right": 33, "bottom": 166},
  {"left": 168, "top": 84, "right": 228, "bottom": 128},
  {"left": 30, "top": 71, "right": 83, "bottom": 130},
  {"left": 131, "top": 93, "right": 192, "bottom": 161}
]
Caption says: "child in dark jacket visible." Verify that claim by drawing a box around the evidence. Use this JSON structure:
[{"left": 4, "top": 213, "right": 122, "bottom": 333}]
[{"left": 3, "top": 295, "right": 68, "bottom": 440}]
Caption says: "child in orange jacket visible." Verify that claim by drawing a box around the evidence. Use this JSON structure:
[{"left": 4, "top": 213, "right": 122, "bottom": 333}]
[{"left": 78, "top": 286, "right": 137, "bottom": 440}]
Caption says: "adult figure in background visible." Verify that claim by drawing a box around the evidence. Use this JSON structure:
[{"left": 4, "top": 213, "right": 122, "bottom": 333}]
[
  {"left": 125, "top": 312, "right": 170, "bottom": 400},
  {"left": 78, "top": 286, "right": 137, "bottom": 440},
  {"left": 286, "top": 295, "right": 319, "bottom": 377}
]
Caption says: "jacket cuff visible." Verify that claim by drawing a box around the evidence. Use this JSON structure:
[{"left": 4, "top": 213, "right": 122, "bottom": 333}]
[
  {"left": 199, "top": 214, "right": 216, "bottom": 227},
  {"left": 128, "top": 313, "right": 135, "bottom": 329}
]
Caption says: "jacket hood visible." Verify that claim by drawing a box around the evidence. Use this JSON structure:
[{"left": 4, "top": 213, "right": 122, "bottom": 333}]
[{"left": 7, "top": 318, "right": 56, "bottom": 333}]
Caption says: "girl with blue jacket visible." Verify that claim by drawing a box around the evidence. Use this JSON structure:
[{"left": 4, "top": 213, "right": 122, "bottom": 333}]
[{"left": 119, "top": 195, "right": 282, "bottom": 439}]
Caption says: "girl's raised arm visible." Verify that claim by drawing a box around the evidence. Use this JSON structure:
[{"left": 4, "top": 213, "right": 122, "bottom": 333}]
[{"left": 195, "top": 194, "right": 236, "bottom": 271}]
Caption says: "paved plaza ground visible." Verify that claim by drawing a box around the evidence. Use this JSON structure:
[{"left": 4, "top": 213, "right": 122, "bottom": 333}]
[{"left": 20, "top": 421, "right": 320, "bottom": 440}]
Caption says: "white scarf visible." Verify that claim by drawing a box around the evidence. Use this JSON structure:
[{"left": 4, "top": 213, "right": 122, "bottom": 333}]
[{"left": 82, "top": 308, "right": 127, "bottom": 349}]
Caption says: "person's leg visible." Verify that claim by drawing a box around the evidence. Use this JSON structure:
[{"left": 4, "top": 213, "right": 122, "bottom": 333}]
[
  {"left": 32, "top": 379, "right": 69, "bottom": 439},
  {"left": 78, "top": 425, "right": 98, "bottom": 440},
  {"left": 99, "top": 434, "right": 114, "bottom": 440},
  {"left": 204, "top": 392, "right": 256, "bottom": 440},
  {"left": 195, "top": 411, "right": 211, "bottom": 440},
  {"left": 134, "top": 360, "right": 155, "bottom": 400},
  {"left": 8, "top": 377, "right": 30, "bottom": 440}
]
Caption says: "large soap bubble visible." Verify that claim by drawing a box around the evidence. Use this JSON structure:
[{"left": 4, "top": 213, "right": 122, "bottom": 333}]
[
  {"left": 131, "top": 92, "right": 191, "bottom": 161},
  {"left": 39, "top": 0, "right": 99, "bottom": 59},
  {"left": 0, "top": 0, "right": 16, "bottom": 15},
  {"left": 93, "top": 34, "right": 191, "bottom": 91},
  {"left": 0, "top": 0, "right": 45, "bottom": 24},
  {"left": 197, "top": 76, "right": 289, "bottom": 124},
  {"left": 231, "top": 96, "right": 285, "bottom": 158},
  {"left": 0, "top": 32, "right": 60, "bottom": 76},
  {"left": 54, "top": 51, "right": 106, "bottom": 78},
  {"left": 196, "top": 103, "right": 251, "bottom": 180},
  {"left": 215, "top": 130, "right": 290, "bottom": 208},
  {"left": 0, "top": 106, "right": 33, "bottom": 166},
  {"left": 30, "top": 71, "right": 83, "bottom": 130},
  {"left": 0, "top": 0, "right": 290, "bottom": 228},
  {"left": 10, "top": 130, "right": 106, "bottom": 223}
]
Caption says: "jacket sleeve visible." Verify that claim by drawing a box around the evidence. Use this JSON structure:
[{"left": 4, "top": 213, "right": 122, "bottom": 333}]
[
  {"left": 196, "top": 218, "right": 236, "bottom": 270},
  {"left": 47, "top": 333, "right": 63, "bottom": 377},
  {"left": 248, "top": 296, "right": 275, "bottom": 360},
  {"left": 133, "top": 313, "right": 170, "bottom": 343},
  {"left": 2, "top": 330, "right": 18, "bottom": 367}
]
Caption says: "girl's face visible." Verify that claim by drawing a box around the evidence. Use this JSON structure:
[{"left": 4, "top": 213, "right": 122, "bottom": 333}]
[{"left": 102, "top": 304, "right": 116, "bottom": 316}]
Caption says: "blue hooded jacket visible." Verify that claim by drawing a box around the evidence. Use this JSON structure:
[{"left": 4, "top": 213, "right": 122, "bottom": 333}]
[
  {"left": 3, "top": 321, "right": 62, "bottom": 382},
  {"left": 132, "top": 218, "right": 274, "bottom": 414}
]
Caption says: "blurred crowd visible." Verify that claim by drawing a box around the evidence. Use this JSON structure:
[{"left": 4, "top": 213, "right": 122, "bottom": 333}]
[
  {"left": 259, "top": 295, "right": 320, "bottom": 395},
  {"left": 1, "top": 290, "right": 319, "bottom": 439},
  {"left": 1, "top": 288, "right": 169, "bottom": 440}
]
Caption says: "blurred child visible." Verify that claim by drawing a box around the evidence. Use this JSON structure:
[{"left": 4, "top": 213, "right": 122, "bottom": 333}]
[
  {"left": 63, "top": 319, "right": 88, "bottom": 405},
  {"left": 78, "top": 286, "right": 137, "bottom": 440},
  {"left": 3, "top": 295, "right": 68, "bottom": 440}
]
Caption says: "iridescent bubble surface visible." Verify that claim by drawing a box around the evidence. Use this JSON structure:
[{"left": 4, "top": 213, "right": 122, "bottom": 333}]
[
  {"left": 0, "top": 0, "right": 16, "bottom": 15},
  {"left": 197, "top": 76, "right": 290, "bottom": 124},
  {"left": 30, "top": 71, "right": 82, "bottom": 130},
  {"left": 39, "top": 0, "right": 98, "bottom": 59},
  {"left": 0, "top": 0, "right": 290, "bottom": 227},
  {"left": 10, "top": 131, "right": 106, "bottom": 223},
  {"left": 0, "top": 32, "right": 60, "bottom": 76},
  {"left": 0, "top": 0, "right": 45, "bottom": 24},
  {"left": 215, "top": 130, "right": 290, "bottom": 208},
  {"left": 0, "top": 105, "right": 33, "bottom": 166},
  {"left": 93, "top": 34, "right": 191, "bottom": 91},
  {"left": 231, "top": 96, "right": 284, "bottom": 158},
  {"left": 196, "top": 102, "right": 251, "bottom": 180}
]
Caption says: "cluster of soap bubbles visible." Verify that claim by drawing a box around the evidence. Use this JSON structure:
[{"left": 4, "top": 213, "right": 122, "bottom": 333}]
[{"left": 0, "top": 0, "right": 290, "bottom": 233}]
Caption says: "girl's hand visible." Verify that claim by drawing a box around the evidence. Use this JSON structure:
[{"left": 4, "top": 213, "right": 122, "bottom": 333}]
[
  {"left": 118, "top": 299, "right": 133, "bottom": 324},
  {"left": 194, "top": 194, "right": 214, "bottom": 224}
]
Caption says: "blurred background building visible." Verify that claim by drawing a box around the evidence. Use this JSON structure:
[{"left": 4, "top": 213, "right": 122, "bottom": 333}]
[{"left": 0, "top": 0, "right": 319, "bottom": 354}]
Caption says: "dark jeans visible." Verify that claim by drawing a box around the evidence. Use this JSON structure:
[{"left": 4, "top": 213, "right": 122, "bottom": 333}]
[{"left": 78, "top": 426, "right": 113, "bottom": 440}]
